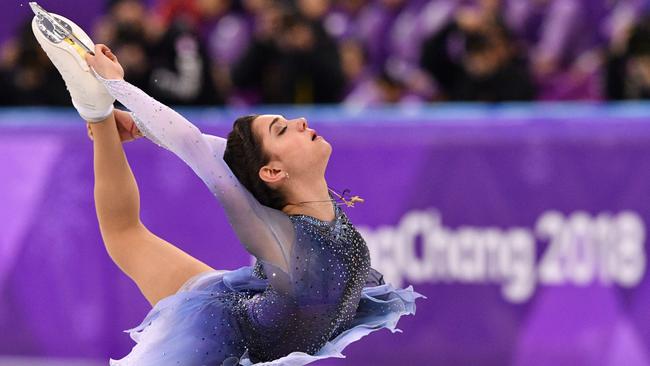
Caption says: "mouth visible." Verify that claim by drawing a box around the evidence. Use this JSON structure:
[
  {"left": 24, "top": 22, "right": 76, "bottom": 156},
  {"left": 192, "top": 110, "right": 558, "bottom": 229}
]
[{"left": 311, "top": 131, "right": 318, "bottom": 141}]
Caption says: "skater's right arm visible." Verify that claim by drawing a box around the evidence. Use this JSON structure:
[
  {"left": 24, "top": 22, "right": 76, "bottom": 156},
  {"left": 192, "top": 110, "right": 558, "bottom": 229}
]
[{"left": 85, "top": 45, "right": 295, "bottom": 279}]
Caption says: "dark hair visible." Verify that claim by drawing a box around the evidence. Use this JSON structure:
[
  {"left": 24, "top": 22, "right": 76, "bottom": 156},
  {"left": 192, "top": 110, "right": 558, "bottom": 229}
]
[{"left": 223, "top": 115, "right": 288, "bottom": 210}]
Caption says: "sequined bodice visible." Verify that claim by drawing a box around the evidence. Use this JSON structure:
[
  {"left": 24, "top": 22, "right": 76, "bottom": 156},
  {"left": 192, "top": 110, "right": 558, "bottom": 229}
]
[{"left": 243, "top": 204, "right": 371, "bottom": 362}]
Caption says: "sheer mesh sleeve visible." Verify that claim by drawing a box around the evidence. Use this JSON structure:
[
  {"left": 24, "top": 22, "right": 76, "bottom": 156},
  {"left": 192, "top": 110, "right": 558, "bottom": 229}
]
[{"left": 99, "top": 77, "right": 295, "bottom": 279}]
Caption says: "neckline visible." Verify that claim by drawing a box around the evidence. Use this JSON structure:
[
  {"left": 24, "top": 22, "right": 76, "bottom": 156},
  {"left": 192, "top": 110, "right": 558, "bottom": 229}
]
[{"left": 288, "top": 194, "right": 340, "bottom": 225}]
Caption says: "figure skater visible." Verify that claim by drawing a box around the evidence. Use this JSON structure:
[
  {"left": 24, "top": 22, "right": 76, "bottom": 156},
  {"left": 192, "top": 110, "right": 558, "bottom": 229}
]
[{"left": 30, "top": 5, "right": 422, "bottom": 365}]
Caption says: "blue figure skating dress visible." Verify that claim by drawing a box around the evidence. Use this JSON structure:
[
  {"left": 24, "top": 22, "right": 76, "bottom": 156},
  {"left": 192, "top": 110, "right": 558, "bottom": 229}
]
[{"left": 99, "top": 77, "right": 423, "bottom": 365}]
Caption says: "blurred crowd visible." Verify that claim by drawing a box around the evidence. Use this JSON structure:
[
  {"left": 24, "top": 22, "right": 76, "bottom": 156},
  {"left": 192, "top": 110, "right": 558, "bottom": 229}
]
[{"left": 2, "top": 0, "right": 650, "bottom": 106}]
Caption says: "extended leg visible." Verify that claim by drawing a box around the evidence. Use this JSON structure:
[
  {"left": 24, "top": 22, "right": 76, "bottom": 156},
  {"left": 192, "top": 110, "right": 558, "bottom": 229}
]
[
  {"left": 31, "top": 7, "right": 214, "bottom": 306},
  {"left": 91, "top": 114, "right": 213, "bottom": 306}
]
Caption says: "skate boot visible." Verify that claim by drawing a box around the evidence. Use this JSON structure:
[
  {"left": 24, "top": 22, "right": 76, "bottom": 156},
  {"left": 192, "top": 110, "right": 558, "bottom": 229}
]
[{"left": 30, "top": 2, "right": 114, "bottom": 122}]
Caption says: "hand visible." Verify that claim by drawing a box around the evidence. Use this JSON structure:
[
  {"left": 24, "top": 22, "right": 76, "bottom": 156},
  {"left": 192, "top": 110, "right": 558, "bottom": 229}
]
[
  {"left": 85, "top": 44, "right": 125, "bottom": 80},
  {"left": 87, "top": 109, "right": 143, "bottom": 143}
]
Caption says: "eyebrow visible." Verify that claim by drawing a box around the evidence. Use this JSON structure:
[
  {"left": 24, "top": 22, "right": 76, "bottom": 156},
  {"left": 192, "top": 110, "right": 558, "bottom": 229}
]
[{"left": 268, "top": 117, "right": 280, "bottom": 135}]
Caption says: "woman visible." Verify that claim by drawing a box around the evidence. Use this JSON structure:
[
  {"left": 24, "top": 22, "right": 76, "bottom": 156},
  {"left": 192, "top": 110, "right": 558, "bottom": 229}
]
[{"left": 32, "top": 9, "right": 421, "bottom": 366}]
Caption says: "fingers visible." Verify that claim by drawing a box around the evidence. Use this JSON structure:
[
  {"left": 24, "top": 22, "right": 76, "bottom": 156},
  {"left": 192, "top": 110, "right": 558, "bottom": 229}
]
[
  {"left": 114, "top": 108, "right": 132, "bottom": 127},
  {"left": 85, "top": 44, "right": 117, "bottom": 65},
  {"left": 84, "top": 50, "right": 95, "bottom": 66},
  {"left": 98, "top": 44, "right": 118, "bottom": 62},
  {"left": 85, "top": 45, "right": 103, "bottom": 67},
  {"left": 113, "top": 109, "right": 143, "bottom": 142},
  {"left": 128, "top": 119, "right": 139, "bottom": 139}
]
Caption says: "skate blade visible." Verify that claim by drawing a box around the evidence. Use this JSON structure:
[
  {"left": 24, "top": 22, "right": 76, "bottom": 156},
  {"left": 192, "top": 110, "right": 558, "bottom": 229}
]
[{"left": 29, "top": 2, "right": 95, "bottom": 57}]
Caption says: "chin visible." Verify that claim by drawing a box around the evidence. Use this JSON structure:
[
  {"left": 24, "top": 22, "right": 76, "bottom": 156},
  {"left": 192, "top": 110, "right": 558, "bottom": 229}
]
[
  {"left": 300, "top": 140, "right": 331, "bottom": 173},
  {"left": 322, "top": 142, "right": 332, "bottom": 162},
  {"left": 313, "top": 149, "right": 331, "bottom": 174},
  {"left": 322, "top": 139, "right": 332, "bottom": 155}
]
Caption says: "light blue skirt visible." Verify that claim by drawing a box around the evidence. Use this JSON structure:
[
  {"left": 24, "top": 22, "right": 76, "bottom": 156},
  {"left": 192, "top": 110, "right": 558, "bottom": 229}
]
[{"left": 110, "top": 267, "right": 424, "bottom": 366}]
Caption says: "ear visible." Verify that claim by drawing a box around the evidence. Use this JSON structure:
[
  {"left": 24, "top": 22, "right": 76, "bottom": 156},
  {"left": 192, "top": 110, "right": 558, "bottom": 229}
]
[{"left": 259, "top": 164, "right": 286, "bottom": 185}]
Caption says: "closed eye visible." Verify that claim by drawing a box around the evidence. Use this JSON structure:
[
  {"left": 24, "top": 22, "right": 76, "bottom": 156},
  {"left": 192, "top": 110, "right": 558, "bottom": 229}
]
[{"left": 279, "top": 126, "right": 287, "bottom": 136}]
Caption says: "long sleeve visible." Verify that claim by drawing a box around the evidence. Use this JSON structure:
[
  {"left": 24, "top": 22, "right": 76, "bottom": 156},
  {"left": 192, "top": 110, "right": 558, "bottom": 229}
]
[{"left": 99, "top": 77, "right": 295, "bottom": 279}]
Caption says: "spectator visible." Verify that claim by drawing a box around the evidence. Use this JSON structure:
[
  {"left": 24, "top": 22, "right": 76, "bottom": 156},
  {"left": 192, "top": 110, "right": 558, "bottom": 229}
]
[
  {"left": 342, "top": 38, "right": 422, "bottom": 106},
  {"left": 148, "top": 18, "right": 222, "bottom": 105},
  {"left": 154, "top": 0, "right": 235, "bottom": 48},
  {"left": 2, "top": 0, "right": 644, "bottom": 105},
  {"left": 93, "top": 0, "right": 153, "bottom": 90},
  {"left": 94, "top": 0, "right": 151, "bottom": 45},
  {"left": 606, "top": 15, "right": 650, "bottom": 100},
  {"left": 93, "top": 0, "right": 222, "bottom": 105},
  {"left": 354, "top": 0, "right": 407, "bottom": 71},
  {"left": 0, "top": 21, "right": 68, "bottom": 106},
  {"left": 420, "top": 14, "right": 536, "bottom": 101},
  {"left": 232, "top": 5, "right": 345, "bottom": 104},
  {"left": 504, "top": 0, "right": 608, "bottom": 99},
  {"left": 504, "top": 0, "right": 597, "bottom": 76},
  {"left": 337, "top": 0, "right": 434, "bottom": 101}
]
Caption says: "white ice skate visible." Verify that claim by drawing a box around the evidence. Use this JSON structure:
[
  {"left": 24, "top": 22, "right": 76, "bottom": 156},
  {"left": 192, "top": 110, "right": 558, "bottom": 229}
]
[{"left": 30, "top": 2, "right": 114, "bottom": 122}]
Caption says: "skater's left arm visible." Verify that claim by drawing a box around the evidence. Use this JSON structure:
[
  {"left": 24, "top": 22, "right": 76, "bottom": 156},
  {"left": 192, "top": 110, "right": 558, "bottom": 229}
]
[{"left": 85, "top": 44, "right": 205, "bottom": 152}]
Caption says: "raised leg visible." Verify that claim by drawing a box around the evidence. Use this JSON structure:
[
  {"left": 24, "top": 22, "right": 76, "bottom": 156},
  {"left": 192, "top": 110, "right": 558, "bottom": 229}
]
[{"left": 90, "top": 114, "right": 213, "bottom": 306}]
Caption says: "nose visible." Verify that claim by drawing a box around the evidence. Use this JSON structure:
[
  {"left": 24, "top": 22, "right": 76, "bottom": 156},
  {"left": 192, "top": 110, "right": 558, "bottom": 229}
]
[{"left": 296, "top": 117, "right": 308, "bottom": 131}]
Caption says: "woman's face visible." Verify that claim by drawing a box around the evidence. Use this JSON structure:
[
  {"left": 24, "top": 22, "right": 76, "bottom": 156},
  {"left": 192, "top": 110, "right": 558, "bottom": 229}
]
[{"left": 251, "top": 114, "right": 332, "bottom": 184}]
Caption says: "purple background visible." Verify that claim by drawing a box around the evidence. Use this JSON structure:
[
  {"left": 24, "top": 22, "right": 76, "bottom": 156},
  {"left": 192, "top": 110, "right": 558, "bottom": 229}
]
[{"left": 2, "top": 104, "right": 650, "bottom": 365}]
